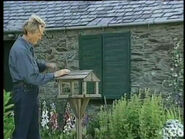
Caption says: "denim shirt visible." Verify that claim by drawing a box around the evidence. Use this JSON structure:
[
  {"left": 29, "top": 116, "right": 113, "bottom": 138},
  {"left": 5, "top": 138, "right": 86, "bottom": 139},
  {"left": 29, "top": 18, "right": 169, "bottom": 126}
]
[{"left": 9, "top": 36, "right": 54, "bottom": 86}]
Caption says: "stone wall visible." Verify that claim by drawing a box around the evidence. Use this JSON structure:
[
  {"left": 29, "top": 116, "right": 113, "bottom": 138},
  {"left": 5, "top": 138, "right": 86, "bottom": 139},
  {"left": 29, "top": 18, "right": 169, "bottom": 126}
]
[{"left": 34, "top": 22, "right": 183, "bottom": 101}]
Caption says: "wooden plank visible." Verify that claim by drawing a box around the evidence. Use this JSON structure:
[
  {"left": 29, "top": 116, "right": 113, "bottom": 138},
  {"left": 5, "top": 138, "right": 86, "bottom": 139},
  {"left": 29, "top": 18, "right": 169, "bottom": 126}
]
[
  {"left": 84, "top": 94, "right": 101, "bottom": 98},
  {"left": 57, "top": 94, "right": 101, "bottom": 99},
  {"left": 76, "top": 99, "right": 82, "bottom": 139},
  {"left": 80, "top": 98, "right": 90, "bottom": 118},
  {"left": 55, "top": 70, "right": 93, "bottom": 80},
  {"left": 56, "top": 70, "right": 93, "bottom": 79},
  {"left": 69, "top": 70, "right": 92, "bottom": 73},
  {"left": 70, "top": 81, "right": 75, "bottom": 94},
  {"left": 68, "top": 99, "right": 78, "bottom": 117},
  {"left": 57, "top": 95, "right": 83, "bottom": 99},
  {"left": 91, "top": 72, "right": 100, "bottom": 81},
  {"left": 58, "top": 80, "right": 60, "bottom": 95},
  {"left": 82, "top": 82, "right": 87, "bottom": 94},
  {"left": 84, "top": 72, "right": 100, "bottom": 81},
  {"left": 58, "top": 81, "right": 63, "bottom": 95},
  {"left": 56, "top": 75, "right": 87, "bottom": 80},
  {"left": 95, "top": 82, "right": 99, "bottom": 94},
  {"left": 77, "top": 99, "right": 81, "bottom": 118},
  {"left": 76, "top": 118, "right": 82, "bottom": 139},
  {"left": 57, "top": 94, "right": 69, "bottom": 98},
  {"left": 69, "top": 70, "right": 93, "bottom": 74}
]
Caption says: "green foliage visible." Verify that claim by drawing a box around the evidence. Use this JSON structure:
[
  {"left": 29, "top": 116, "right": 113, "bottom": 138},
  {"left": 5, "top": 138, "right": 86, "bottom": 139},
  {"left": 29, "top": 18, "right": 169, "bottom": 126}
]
[
  {"left": 88, "top": 88, "right": 183, "bottom": 139},
  {"left": 139, "top": 89, "right": 166, "bottom": 139},
  {"left": 59, "top": 130, "right": 76, "bottom": 139},
  {"left": 165, "top": 106, "right": 183, "bottom": 123},
  {"left": 108, "top": 95, "right": 141, "bottom": 139},
  {"left": 40, "top": 129, "right": 75, "bottom": 139},
  {"left": 94, "top": 106, "right": 111, "bottom": 139},
  {"left": 162, "top": 38, "right": 184, "bottom": 107},
  {"left": 3, "top": 90, "right": 15, "bottom": 139},
  {"left": 86, "top": 115, "right": 100, "bottom": 137}
]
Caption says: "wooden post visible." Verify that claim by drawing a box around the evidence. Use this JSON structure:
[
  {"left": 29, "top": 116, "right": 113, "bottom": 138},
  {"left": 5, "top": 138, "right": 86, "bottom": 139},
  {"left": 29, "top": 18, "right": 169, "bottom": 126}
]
[
  {"left": 80, "top": 98, "right": 90, "bottom": 117},
  {"left": 95, "top": 82, "right": 99, "bottom": 94},
  {"left": 68, "top": 98, "right": 90, "bottom": 139},
  {"left": 58, "top": 81, "right": 63, "bottom": 96},
  {"left": 76, "top": 99, "right": 82, "bottom": 139},
  {"left": 82, "top": 82, "right": 87, "bottom": 94},
  {"left": 58, "top": 81, "right": 60, "bottom": 96},
  {"left": 70, "top": 81, "right": 75, "bottom": 95}
]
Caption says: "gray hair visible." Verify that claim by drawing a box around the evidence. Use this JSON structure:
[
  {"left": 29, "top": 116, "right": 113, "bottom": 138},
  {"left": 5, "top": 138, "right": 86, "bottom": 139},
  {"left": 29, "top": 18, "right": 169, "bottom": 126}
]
[{"left": 23, "top": 14, "right": 46, "bottom": 35}]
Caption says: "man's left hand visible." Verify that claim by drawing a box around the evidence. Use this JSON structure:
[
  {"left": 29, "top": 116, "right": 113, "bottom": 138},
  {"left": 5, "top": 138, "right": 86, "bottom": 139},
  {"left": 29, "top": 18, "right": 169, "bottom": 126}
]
[{"left": 46, "top": 62, "right": 57, "bottom": 70}]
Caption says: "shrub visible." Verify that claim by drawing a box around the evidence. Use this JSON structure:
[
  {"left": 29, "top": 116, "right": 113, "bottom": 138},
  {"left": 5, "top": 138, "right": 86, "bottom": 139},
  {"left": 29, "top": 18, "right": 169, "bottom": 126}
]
[
  {"left": 86, "top": 114, "right": 99, "bottom": 138},
  {"left": 3, "top": 90, "right": 14, "bottom": 139},
  {"left": 94, "top": 106, "right": 111, "bottom": 139},
  {"left": 89, "top": 88, "right": 183, "bottom": 139},
  {"left": 139, "top": 89, "right": 166, "bottom": 139},
  {"left": 165, "top": 106, "right": 183, "bottom": 123}
]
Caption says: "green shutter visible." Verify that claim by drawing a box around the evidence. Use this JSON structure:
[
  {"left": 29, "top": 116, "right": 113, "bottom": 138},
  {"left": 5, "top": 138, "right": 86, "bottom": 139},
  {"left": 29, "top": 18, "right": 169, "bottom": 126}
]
[
  {"left": 102, "top": 32, "right": 130, "bottom": 99},
  {"left": 79, "top": 32, "right": 130, "bottom": 99},
  {"left": 79, "top": 35, "right": 103, "bottom": 94}
]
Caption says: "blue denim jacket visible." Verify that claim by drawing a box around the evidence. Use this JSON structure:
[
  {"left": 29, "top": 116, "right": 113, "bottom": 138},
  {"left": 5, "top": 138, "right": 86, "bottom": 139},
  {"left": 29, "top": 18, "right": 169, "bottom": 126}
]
[{"left": 9, "top": 35, "right": 54, "bottom": 86}]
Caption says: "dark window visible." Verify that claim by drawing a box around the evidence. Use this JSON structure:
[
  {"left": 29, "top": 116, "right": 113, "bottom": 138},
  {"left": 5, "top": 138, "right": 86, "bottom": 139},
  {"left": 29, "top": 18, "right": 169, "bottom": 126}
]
[{"left": 4, "top": 41, "right": 15, "bottom": 92}]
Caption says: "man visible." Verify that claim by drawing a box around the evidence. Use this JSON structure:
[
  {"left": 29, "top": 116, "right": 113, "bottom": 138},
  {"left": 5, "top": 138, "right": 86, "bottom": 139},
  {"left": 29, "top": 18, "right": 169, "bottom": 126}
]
[{"left": 9, "top": 14, "right": 70, "bottom": 139}]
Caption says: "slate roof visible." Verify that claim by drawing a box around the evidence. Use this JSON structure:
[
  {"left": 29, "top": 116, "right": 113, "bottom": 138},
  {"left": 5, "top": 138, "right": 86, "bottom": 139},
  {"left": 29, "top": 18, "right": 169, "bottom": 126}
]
[{"left": 3, "top": 1, "right": 184, "bottom": 32}]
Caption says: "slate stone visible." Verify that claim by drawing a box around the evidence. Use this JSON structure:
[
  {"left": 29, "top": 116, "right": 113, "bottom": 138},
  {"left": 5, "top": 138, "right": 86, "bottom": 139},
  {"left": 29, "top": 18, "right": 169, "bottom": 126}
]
[
  {"left": 154, "top": 17, "right": 168, "bottom": 22},
  {"left": 3, "top": 1, "right": 184, "bottom": 32},
  {"left": 153, "top": 9, "right": 163, "bottom": 14},
  {"left": 163, "top": 12, "right": 176, "bottom": 17},
  {"left": 88, "top": 18, "right": 101, "bottom": 26},
  {"left": 151, "top": 13, "right": 164, "bottom": 18},
  {"left": 143, "top": 10, "right": 152, "bottom": 14},
  {"left": 124, "top": 8, "right": 134, "bottom": 12},
  {"left": 97, "top": 17, "right": 113, "bottom": 25}
]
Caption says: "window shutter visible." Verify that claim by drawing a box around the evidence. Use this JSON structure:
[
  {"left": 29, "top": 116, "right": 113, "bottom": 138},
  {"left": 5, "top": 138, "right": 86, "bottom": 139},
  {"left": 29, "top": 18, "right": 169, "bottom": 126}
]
[
  {"left": 79, "top": 32, "right": 130, "bottom": 99},
  {"left": 102, "top": 32, "right": 130, "bottom": 99},
  {"left": 79, "top": 35, "right": 103, "bottom": 94}
]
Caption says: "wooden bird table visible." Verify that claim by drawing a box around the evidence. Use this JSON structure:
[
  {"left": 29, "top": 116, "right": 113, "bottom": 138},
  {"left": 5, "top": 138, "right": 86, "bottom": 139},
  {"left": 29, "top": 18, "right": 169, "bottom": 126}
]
[{"left": 56, "top": 70, "right": 101, "bottom": 139}]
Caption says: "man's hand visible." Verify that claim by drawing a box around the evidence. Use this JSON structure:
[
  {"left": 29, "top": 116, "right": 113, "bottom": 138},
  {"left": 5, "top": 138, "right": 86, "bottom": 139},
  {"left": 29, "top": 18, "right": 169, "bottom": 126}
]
[
  {"left": 46, "top": 63, "right": 57, "bottom": 70},
  {"left": 54, "top": 69, "right": 70, "bottom": 78}
]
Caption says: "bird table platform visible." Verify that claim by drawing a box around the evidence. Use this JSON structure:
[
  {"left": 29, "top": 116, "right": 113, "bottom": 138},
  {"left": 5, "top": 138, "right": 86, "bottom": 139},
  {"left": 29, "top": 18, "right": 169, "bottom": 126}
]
[{"left": 56, "top": 70, "right": 101, "bottom": 139}]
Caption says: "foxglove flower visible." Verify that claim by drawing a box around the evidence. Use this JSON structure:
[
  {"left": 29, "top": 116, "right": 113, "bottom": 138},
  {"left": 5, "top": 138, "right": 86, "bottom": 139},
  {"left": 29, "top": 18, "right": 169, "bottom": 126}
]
[
  {"left": 63, "top": 103, "right": 76, "bottom": 134},
  {"left": 41, "top": 101, "right": 49, "bottom": 129},
  {"left": 49, "top": 103, "right": 59, "bottom": 131}
]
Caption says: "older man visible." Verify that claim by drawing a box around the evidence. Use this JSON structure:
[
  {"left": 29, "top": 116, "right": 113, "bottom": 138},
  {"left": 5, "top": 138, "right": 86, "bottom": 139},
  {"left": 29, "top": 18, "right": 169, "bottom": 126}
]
[{"left": 9, "top": 14, "right": 70, "bottom": 139}]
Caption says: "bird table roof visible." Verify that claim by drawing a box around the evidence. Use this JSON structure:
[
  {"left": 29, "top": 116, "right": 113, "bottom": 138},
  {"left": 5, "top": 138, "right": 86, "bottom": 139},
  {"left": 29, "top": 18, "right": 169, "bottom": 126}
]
[{"left": 56, "top": 70, "right": 100, "bottom": 81}]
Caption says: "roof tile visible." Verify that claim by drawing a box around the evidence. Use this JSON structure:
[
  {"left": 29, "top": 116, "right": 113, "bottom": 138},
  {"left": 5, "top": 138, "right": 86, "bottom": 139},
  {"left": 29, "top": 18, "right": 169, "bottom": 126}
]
[
  {"left": 3, "top": 1, "right": 183, "bottom": 32},
  {"left": 151, "top": 13, "right": 164, "bottom": 18}
]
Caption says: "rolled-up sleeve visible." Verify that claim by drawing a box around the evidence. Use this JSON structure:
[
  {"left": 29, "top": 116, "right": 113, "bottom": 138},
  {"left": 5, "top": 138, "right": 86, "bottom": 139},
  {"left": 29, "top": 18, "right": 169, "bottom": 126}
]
[{"left": 15, "top": 49, "right": 54, "bottom": 86}]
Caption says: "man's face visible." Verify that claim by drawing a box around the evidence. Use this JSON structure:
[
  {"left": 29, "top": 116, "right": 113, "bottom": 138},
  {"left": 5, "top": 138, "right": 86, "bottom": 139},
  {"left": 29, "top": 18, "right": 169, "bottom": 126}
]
[{"left": 28, "top": 25, "right": 45, "bottom": 45}]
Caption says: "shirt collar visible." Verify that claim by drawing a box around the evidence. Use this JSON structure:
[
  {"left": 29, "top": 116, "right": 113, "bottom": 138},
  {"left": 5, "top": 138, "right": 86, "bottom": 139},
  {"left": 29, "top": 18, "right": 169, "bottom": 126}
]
[{"left": 18, "top": 35, "right": 34, "bottom": 51}]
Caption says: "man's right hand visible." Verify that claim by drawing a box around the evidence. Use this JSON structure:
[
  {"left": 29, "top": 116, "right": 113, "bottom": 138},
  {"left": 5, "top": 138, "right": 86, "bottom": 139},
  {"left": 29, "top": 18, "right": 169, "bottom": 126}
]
[{"left": 54, "top": 69, "right": 70, "bottom": 78}]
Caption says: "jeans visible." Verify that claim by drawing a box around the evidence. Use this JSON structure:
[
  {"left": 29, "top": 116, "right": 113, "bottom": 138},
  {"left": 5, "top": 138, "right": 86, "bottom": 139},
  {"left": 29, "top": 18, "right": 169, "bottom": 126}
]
[{"left": 12, "top": 84, "right": 41, "bottom": 139}]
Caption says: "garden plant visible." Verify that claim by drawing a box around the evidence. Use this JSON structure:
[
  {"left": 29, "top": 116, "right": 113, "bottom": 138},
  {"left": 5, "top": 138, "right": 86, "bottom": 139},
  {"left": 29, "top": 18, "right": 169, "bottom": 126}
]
[
  {"left": 3, "top": 90, "right": 15, "bottom": 139},
  {"left": 88, "top": 89, "right": 183, "bottom": 139}
]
